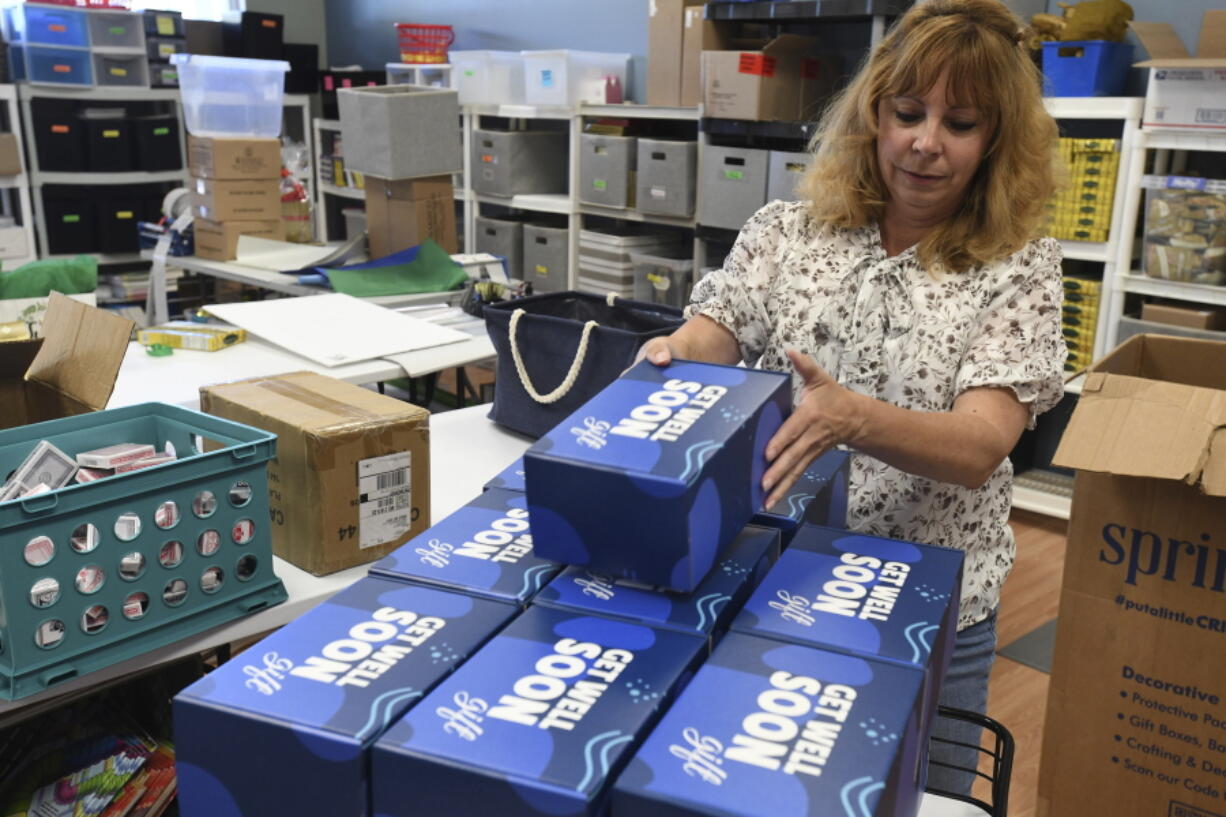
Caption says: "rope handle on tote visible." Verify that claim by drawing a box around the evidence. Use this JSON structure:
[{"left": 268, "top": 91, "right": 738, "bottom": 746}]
[{"left": 507, "top": 293, "right": 620, "bottom": 404}]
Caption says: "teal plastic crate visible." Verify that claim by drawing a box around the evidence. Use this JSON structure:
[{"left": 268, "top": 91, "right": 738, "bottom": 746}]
[{"left": 0, "top": 403, "right": 287, "bottom": 701}]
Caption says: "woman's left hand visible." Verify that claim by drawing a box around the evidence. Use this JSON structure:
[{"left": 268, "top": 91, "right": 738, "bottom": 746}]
[{"left": 762, "top": 349, "right": 866, "bottom": 508}]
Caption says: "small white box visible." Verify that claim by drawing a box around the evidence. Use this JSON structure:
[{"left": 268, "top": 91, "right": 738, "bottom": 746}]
[{"left": 521, "top": 50, "right": 629, "bottom": 106}]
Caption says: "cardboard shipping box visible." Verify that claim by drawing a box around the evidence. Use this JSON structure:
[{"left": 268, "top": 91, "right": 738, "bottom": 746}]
[
  {"left": 200, "top": 371, "right": 431, "bottom": 576},
  {"left": 646, "top": 0, "right": 705, "bottom": 106},
  {"left": 702, "top": 34, "right": 836, "bottom": 122},
  {"left": 0, "top": 133, "right": 23, "bottom": 176},
  {"left": 1131, "top": 11, "right": 1226, "bottom": 132},
  {"left": 364, "top": 174, "right": 457, "bottom": 259},
  {"left": 1141, "top": 302, "right": 1226, "bottom": 331},
  {"left": 192, "top": 217, "right": 285, "bottom": 261},
  {"left": 681, "top": 4, "right": 730, "bottom": 107},
  {"left": 190, "top": 177, "right": 281, "bottom": 222},
  {"left": 1038, "top": 334, "right": 1226, "bottom": 817},
  {"left": 0, "top": 293, "right": 132, "bottom": 430},
  {"left": 187, "top": 135, "right": 282, "bottom": 180}
]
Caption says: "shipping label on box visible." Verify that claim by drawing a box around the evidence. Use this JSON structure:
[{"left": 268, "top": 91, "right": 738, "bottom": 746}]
[
  {"left": 371, "top": 605, "right": 707, "bottom": 817},
  {"left": 1039, "top": 333, "right": 1226, "bottom": 817},
  {"left": 175, "top": 576, "right": 515, "bottom": 817},
  {"left": 526, "top": 359, "right": 790, "bottom": 592},
  {"left": 370, "top": 487, "right": 563, "bottom": 605},
  {"left": 533, "top": 524, "right": 780, "bottom": 639},
  {"left": 483, "top": 456, "right": 526, "bottom": 492},
  {"left": 187, "top": 135, "right": 283, "bottom": 179},
  {"left": 612, "top": 632, "right": 926, "bottom": 817},
  {"left": 190, "top": 177, "right": 281, "bottom": 221},
  {"left": 750, "top": 449, "right": 850, "bottom": 542}
]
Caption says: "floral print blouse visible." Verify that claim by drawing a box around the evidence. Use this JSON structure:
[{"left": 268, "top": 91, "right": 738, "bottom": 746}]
[{"left": 688, "top": 201, "right": 1066, "bottom": 629}]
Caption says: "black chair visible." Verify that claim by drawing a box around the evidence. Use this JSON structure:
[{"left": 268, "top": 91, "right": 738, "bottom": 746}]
[{"left": 926, "top": 706, "right": 1016, "bottom": 816}]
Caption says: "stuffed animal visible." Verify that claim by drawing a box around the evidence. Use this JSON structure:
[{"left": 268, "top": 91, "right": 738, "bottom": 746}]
[{"left": 1028, "top": 0, "right": 1134, "bottom": 46}]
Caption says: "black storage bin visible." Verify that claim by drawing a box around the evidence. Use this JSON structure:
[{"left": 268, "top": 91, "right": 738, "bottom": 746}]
[
  {"left": 283, "top": 42, "right": 319, "bottom": 94},
  {"left": 43, "top": 197, "right": 96, "bottom": 255},
  {"left": 133, "top": 115, "right": 181, "bottom": 171},
  {"left": 83, "top": 117, "right": 134, "bottom": 172},
  {"left": 146, "top": 35, "right": 186, "bottom": 61},
  {"left": 149, "top": 61, "right": 178, "bottom": 88},
  {"left": 144, "top": 9, "right": 185, "bottom": 37},
  {"left": 32, "top": 100, "right": 85, "bottom": 172},
  {"left": 320, "top": 69, "right": 384, "bottom": 119},
  {"left": 96, "top": 197, "right": 141, "bottom": 254},
  {"left": 184, "top": 19, "right": 225, "bottom": 57},
  {"left": 223, "top": 11, "right": 283, "bottom": 60}
]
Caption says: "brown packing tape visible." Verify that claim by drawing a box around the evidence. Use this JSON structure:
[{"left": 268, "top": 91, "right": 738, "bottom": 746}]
[{"left": 252, "top": 376, "right": 383, "bottom": 427}]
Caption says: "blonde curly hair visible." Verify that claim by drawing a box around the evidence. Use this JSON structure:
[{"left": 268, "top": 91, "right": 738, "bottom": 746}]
[{"left": 798, "top": 0, "right": 1061, "bottom": 273}]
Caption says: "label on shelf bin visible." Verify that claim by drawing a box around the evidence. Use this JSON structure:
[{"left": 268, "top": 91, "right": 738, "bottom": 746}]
[
  {"left": 109, "top": 26, "right": 125, "bottom": 35},
  {"left": 541, "top": 69, "right": 553, "bottom": 88},
  {"left": 153, "top": 127, "right": 170, "bottom": 136},
  {"left": 156, "top": 15, "right": 174, "bottom": 35},
  {"left": 51, "top": 125, "right": 69, "bottom": 134},
  {"left": 49, "top": 24, "right": 65, "bottom": 33},
  {"left": 103, "top": 129, "right": 120, "bottom": 138},
  {"left": 261, "top": 18, "right": 277, "bottom": 28},
  {"left": 593, "top": 179, "right": 607, "bottom": 190},
  {"left": 110, "top": 68, "right": 127, "bottom": 77},
  {"left": 651, "top": 186, "right": 666, "bottom": 199},
  {"left": 53, "top": 65, "right": 70, "bottom": 74},
  {"left": 725, "top": 169, "right": 744, "bottom": 181},
  {"left": 117, "top": 211, "right": 133, "bottom": 220},
  {"left": 535, "top": 265, "right": 548, "bottom": 276},
  {"left": 62, "top": 215, "right": 79, "bottom": 223}
]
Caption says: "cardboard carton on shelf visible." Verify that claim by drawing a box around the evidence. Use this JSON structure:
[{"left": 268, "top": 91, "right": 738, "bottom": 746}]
[
  {"left": 199, "top": 370, "right": 431, "bottom": 576},
  {"left": 364, "top": 174, "right": 457, "bottom": 259},
  {"left": 190, "top": 177, "right": 281, "bottom": 222},
  {"left": 192, "top": 217, "right": 285, "bottom": 261},
  {"left": 1038, "top": 334, "right": 1226, "bottom": 817},
  {"left": 1131, "top": 10, "right": 1226, "bottom": 132},
  {"left": 187, "top": 134, "right": 282, "bottom": 180},
  {"left": 702, "top": 34, "right": 839, "bottom": 122},
  {"left": 1140, "top": 301, "right": 1226, "bottom": 330},
  {"left": 0, "top": 133, "right": 23, "bottom": 176},
  {"left": 681, "top": 4, "right": 729, "bottom": 107},
  {"left": 646, "top": 0, "right": 705, "bottom": 107}
]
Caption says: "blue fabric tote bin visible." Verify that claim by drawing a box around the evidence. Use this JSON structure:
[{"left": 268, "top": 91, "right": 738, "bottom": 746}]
[
  {"left": 1042, "top": 40, "right": 1131, "bottom": 97},
  {"left": 0, "top": 403, "right": 287, "bottom": 700}
]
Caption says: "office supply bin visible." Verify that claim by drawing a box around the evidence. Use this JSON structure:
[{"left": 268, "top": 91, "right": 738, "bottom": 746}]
[
  {"left": 6, "top": 4, "right": 89, "bottom": 48},
  {"left": 0, "top": 403, "right": 287, "bottom": 700},
  {"left": 521, "top": 49, "right": 629, "bottom": 106},
  {"left": 1041, "top": 40, "right": 1130, "bottom": 97},
  {"left": 87, "top": 11, "right": 145, "bottom": 50},
  {"left": 170, "top": 53, "right": 289, "bottom": 138},
  {"left": 24, "top": 45, "right": 93, "bottom": 86},
  {"left": 449, "top": 50, "right": 524, "bottom": 105},
  {"left": 94, "top": 53, "right": 147, "bottom": 87}
]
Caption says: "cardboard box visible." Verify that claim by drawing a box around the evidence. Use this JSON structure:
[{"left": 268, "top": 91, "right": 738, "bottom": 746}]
[
  {"left": 681, "top": 5, "right": 730, "bottom": 107},
  {"left": 1141, "top": 301, "right": 1226, "bottom": 330},
  {"left": 1038, "top": 334, "right": 1226, "bottom": 817},
  {"left": 483, "top": 456, "right": 526, "bottom": 493},
  {"left": 647, "top": 0, "right": 705, "bottom": 106},
  {"left": 190, "top": 177, "right": 281, "bottom": 222},
  {"left": 702, "top": 35, "right": 836, "bottom": 122},
  {"left": 525, "top": 359, "right": 791, "bottom": 592},
  {"left": 0, "top": 133, "right": 23, "bottom": 176},
  {"left": 534, "top": 524, "right": 780, "bottom": 641},
  {"left": 0, "top": 293, "right": 132, "bottom": 431},
  {"left": 750, "top": 449, "right": 850, "bottom": 543},
  {"left": 369, "top": 488, "right": 564, "bottom": 605},
  {"left": 364, "top": 174, "right": 457, "bottom": 259},
  {"left": 175, "top": 576, "right": 515, "bottom": 817},
  {"left": 187, "top": 135, "right": 282, "bottom": 180},
  {"left": 371, "top": 605, "right": 707, "bottom": 817},
  {"left": 1132, "top": 11, "right": 1226, "bottom": 131},
  {"left": 612, "top": 632, "right": 926, "bottom": 817},
  {"left": 192, "top": 217, "right": 284, "bottom": 261},
  {"left": 199, "top": 371, "right": 431, "bottom": 576}
]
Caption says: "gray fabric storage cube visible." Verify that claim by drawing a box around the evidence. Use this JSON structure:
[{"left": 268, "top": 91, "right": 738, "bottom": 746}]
[
  {"left": 523, "top": 223, "right": 569, "bottom": 293},
  {"left": 699, "top": 144, "right": 770, "bottom": 231},
  {"left": 471, "top": 128, "right": 568, "bottom": 197},
  {"left": 338, "top": 84, "right": 462, "bottom": 179},
  {"left": 767, "top": 149, "right": 813, "bottom": 203},
  {"left": 635, "top": 138, "right": 697, "bottom": 218},
  {"left": 475, "top": 215, "right": 525, "bottom": 280},
  {"left": 630, "top": 251, "right": 694, "bottom": 309},
  {"left": 579, "top": 133, "right": 637, "bottom": 208}
]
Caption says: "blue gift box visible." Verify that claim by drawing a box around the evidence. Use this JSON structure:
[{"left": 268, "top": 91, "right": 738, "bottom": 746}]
[
  {"left": 369, "top": 488, "right": 564, "bottom": 605},
  {"left": 174, "top": 576, "right": 515, "bottom": 817},
  {"left": 731, "top": 524, "right": 962, "bottom": 747},
  {"left": 611, "top": 632, "right": 926, "bottom": 817},
  {"left": 750, "top": 449, "right": 850, "bottom": 542},
  {"left": 484, "top": 456, "right": 527, "bottom": 492},
  {"left": 525, "top": 359, "right": 791, "bottom": 591},
  {"left": 372, "top": 605, "right": 707, "bottom": 817},
  {"left": 533, "top": 524, "right": 780, "bottom": 641}
]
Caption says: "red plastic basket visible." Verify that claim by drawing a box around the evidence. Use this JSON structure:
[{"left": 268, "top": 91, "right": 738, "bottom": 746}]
[{"left": 395, "top": 22, "right": 454, "bottom": 64}]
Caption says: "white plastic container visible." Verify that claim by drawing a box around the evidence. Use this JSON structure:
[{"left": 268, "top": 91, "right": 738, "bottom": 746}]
[
  {"left": 449, "top": 50, "right": 524, "bottom": 105},
  {"left": 170, "top": 54, "right": 290, "bottom": 138},
  {"left": 385, "top": 62, "right": 454, "bottom": 89},
  {"left": 521, "top": 50, "right": 629, "bottom": 107}
]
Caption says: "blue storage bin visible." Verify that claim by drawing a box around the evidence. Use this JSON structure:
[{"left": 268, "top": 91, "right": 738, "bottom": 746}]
[
  {"left": 0, "top": 403, "right": 287, "bottom": 700},
  {"left": 26, "top": 45, "right": 93, "bottom": 86},
  {"left": 6, "top": 4, "right": 89, "bottom": 47},
  {"left": 10, "top": 46, "right": 27, "bottom": 82},
  {"left": 1042, "top": 40, "right": 1131, "bottom": 97}
]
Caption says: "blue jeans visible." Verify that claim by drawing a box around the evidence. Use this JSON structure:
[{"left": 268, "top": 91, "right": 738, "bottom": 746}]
[{"left": 927, "top": 610, "right": 998, "bottom": 796}]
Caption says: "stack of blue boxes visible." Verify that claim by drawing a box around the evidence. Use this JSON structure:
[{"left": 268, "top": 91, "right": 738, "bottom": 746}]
[{"left": 175, "top": 359, "right": 963, "bottom": 817}]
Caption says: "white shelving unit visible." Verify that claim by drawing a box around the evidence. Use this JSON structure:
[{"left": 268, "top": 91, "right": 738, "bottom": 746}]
[{"left": 0, "top": 84, "right": 37, "bottom": 270}]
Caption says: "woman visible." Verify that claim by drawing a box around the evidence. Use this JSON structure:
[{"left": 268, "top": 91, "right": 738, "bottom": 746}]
[{"left": 640, "top": 0, "right": 1065, "bottom": 794}]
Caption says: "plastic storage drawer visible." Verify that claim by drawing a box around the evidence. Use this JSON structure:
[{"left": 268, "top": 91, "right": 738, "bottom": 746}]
[
  {"left": 471, "top": 128, "right": 568, "bottom": 198},
  {"left": 523, "top": 223, "right": 569, "bottom": 293},
  {"left": 43, "top": 198, "right": 96, "bottom": 254},
  {"left": 147, "top": 35, "right": 186, "bottom": 61},
  {"left": 94, "top": 53, "right": 147, "bottom": 87},
  {"left": 521, "top": 49, "right": 629, "bottom": 107},
  {"left": 475, "top": 214, "right": 526, "bottom": 279},
  {"left": 88, "top": 11, "right": 145, "bottom": 50},
  {"left": 133, "top": 115, "right": 181, "bottom": 171},
  {"left": 25, "top": 46, "right": 93, "bottom": 86},
  {"left": 0, "top": 403, "right": 287, "bottom": 700},
  {"left": 579, "top": 133, "right": 636, "bottom": 208},
  {"left": 96, "top": 198, "right": 141, "bottom": 254},
  {"left": 6, "top": 5, "right": 88, "bottom": 47},
  {"left": 630, "top": 251, "right": 695, "bottom": 309},
  {"left": 699, "top": 144, "right": 769, "bottom": 231},
  {"left": 636, "top": 138, "right": 697, "bottom": 218},
  {"left": 84, "top": 118, "right": 134, "bottom": 172}
]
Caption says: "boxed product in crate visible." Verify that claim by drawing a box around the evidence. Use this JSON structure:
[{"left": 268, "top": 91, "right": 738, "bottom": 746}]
[
  {"left": 612, "top": 632, "right": 926, "bottom": 817},
  {"left": 369, "top": 488, "right": 563, "bottom": 606},
  {"left": 371, "top": 605, "right": 707, "bottom": 817},
  {"left": 525, "top": 359, "right": 791, "bottom": 592},
  {"left": 731, "top": 524, "right": 963, "bottom": 743},
  {"left": 175, "top": 575, "right": 515, "bottom": 817},
  {"left": 750, "top": 449, "right": 850, "bottom": 542},
  {"left": 1140, "top": 175, "right": 1226, "bottom": 286},
  {"left": 200, "top": 371, "right": 431, "bottom": 576},
  {"left": 533, "top": 523, "right": 781, "bottom": 641},
  {"left": 0, "top": 402, "right": 287, "bottom": 700}
]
